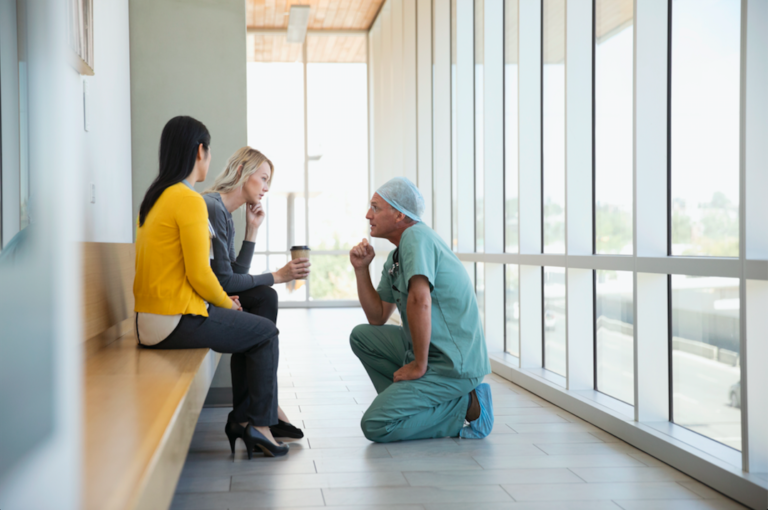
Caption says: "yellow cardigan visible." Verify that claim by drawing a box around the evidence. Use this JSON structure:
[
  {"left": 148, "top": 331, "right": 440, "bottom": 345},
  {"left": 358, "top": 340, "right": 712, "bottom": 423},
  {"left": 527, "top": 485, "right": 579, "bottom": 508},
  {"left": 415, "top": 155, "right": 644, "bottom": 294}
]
[{"left": 134, "top": 182, "right": 231, "bottom": 316}]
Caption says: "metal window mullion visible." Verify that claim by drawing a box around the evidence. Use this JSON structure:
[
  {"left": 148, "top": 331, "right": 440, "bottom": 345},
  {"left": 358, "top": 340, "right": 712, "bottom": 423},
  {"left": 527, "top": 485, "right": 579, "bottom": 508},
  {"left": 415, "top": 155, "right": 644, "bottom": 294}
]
[
  {"left": 303, "top": 39, "right": 310, "bottom": 303},
  {"left": 738, "top": 0, "right": 749, "bottom": 471}
]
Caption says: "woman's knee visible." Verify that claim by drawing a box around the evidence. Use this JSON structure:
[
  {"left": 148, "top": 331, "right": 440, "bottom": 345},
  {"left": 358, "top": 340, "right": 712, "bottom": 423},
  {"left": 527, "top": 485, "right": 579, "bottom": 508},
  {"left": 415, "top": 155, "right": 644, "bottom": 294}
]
[{"left": 254, "top": 285, "right": 278, "bottom": 307}]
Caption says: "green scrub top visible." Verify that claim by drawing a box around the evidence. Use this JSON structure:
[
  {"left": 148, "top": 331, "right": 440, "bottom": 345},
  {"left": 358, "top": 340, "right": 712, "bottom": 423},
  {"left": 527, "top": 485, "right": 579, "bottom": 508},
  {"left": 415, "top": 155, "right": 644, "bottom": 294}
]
[{"left": 376, "top": 221, "right": 491, "bottom": 379}]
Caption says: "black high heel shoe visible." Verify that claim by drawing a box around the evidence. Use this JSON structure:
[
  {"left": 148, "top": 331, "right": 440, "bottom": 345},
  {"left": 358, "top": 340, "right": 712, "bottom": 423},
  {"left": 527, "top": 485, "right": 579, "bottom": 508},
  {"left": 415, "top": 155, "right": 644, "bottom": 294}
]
[
  {"left": 243, "top": 425, "right": 289, "bottom": 459},
  {"left": 270, "top": 420, "right": 304, "bottom": 439},
  {"left": 224, "top": 421, "right": 244, "bottom": 454}
]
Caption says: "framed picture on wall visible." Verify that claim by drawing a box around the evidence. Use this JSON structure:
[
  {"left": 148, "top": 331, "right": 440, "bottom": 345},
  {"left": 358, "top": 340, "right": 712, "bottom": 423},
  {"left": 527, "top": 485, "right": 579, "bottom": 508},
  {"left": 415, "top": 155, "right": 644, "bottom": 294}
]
[{"left": 67, "top": 0, "right": 94, "bottom": 75}]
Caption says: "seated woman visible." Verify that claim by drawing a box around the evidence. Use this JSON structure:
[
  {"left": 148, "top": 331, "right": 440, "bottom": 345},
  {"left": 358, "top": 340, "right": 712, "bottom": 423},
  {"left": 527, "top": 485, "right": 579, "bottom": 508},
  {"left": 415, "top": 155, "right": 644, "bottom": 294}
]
[
  {"left": 203, "top": 147, "right": 310, "bottom": 439},
  {"left": 134, "top": 115, "right": 287, "bottom": 458}
]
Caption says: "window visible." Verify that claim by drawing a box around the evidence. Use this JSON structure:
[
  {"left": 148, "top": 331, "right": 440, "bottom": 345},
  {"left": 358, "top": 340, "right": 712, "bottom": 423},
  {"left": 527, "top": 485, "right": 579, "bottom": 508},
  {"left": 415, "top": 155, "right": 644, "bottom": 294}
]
[
  {"left": 307, "top": 38, "right": 369, "bottom": 301},
  {"left": 595, "top": 270, "right": 634, "bottom": 404},
  {"left": 246, "top": 33, "right": 368, "bottom": 303},
  {"left": 544, "top": 266, "right": 566, "bottom": 376},
  {"left": 670, "top": 0, "right": 740, "bottom": 257},
  {"left": 505, "top": 264, "right": 520, "bottom": 357},
  {"left": 475, "top": 0, "right": 484, "bottom": 252},
  {"left": 504, "top": 0, "right": 519, "bottom": 253},
  {"left": 671, "top": 275, "right": 741, "bottom": 450},
  {"left": 542, "top": 0, "right": 565, "bottom": 254},
  {"left": 451, "top": 0, "right": 458, "bottom": 252},
  {"left": 594, "top": 0, "right": 634, "bottom": 255}
]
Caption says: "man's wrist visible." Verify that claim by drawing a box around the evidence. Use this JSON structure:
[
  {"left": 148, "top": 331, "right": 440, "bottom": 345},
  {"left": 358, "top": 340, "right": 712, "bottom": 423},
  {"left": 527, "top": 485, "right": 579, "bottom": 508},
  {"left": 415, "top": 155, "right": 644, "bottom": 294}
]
[{"left": 354, "top": 266, "right": 371, "bottom": 276}]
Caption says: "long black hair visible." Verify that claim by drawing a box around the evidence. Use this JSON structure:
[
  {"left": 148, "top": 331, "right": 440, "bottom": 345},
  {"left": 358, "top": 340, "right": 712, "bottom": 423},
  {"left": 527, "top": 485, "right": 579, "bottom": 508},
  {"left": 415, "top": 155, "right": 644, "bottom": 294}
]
[{"left": 138, "top": 116, "right": 211, "bottom": 226}]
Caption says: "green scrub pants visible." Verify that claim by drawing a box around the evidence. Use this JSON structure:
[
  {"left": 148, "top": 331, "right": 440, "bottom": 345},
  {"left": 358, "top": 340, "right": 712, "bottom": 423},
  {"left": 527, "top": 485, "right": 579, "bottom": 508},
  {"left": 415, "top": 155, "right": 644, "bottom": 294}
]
[{"left": 350, "top": 324, "right": 482, "bottom": 443}]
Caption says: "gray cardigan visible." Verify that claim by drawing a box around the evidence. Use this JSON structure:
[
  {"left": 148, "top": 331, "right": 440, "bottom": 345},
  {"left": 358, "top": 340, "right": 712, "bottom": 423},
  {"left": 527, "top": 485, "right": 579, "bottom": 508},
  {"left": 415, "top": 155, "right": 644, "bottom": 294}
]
[{"left": 203, "top": 192, "right": 274, "bottom": 293}]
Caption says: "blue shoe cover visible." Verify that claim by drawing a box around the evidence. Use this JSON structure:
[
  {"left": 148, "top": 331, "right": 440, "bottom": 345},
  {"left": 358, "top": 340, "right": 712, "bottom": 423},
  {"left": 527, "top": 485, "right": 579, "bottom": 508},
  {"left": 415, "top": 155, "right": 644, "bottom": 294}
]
[{"left": 459, "top": 383, "right": 494, "bottom": 439}]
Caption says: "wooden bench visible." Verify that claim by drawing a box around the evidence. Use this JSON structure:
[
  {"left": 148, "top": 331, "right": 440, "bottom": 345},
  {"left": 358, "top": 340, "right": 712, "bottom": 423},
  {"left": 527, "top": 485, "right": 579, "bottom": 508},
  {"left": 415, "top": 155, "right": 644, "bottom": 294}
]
[{"left": 82, "top": 242, "right": 220, "bottom": 510}]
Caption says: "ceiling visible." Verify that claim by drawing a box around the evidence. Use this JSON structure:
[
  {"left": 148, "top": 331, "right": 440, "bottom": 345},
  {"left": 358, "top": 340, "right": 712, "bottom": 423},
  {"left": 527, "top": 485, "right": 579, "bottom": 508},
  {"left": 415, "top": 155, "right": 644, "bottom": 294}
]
[
  {"left": 246, "top": 0, "right": 381, "bottom": 63},
  {"left": 246, "top": 0, "right": 384, "bottom": 31}
]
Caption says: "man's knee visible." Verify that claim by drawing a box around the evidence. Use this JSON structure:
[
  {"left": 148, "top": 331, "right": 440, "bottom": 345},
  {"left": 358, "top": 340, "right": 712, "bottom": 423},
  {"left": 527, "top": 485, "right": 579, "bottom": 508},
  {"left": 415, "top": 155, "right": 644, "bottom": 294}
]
[
  {"left": 360, "top": 409, "right": 385, "bottom": 442},
  {"left": 349, "top": 324, "right": 371, "bottom": 354}
]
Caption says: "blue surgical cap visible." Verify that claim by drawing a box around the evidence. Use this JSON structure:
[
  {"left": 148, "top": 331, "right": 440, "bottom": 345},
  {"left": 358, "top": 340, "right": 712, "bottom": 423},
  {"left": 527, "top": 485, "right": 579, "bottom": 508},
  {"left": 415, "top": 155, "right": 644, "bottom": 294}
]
[{"left": 375, "top": 177, "right": 425, "bottom": 222}]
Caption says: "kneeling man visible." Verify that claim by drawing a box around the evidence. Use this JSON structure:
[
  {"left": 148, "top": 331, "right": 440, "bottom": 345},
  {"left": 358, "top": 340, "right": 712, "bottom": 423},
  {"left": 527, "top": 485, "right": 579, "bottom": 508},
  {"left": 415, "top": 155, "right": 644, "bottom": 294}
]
[{"left": 349, "top": 177, "right": 493, "bottom": 443}]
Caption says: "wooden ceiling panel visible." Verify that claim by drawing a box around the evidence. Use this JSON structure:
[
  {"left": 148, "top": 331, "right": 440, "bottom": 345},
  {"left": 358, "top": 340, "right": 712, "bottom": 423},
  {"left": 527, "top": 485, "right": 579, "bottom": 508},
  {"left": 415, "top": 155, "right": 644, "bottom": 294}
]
[{"left": 246, "top": 0, "right": 384, "bottom": 30}]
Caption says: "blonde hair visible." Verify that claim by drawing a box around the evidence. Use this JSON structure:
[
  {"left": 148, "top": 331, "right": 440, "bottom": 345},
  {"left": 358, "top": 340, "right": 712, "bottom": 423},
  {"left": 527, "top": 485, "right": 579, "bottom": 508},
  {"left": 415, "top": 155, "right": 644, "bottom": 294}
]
[{"left": 203, "top": 146, "right": 274, "bottom": 195}]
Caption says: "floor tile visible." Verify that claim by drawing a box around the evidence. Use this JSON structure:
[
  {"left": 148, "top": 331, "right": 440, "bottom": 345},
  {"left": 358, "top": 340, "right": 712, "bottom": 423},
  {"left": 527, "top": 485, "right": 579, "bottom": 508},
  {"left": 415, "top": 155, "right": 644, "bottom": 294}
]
[
  {"left": 231, "top": 471, "right": 408, "bottom": 490},
  {"left": 473, "top": 454, "right": 648, "bottom": 470},
  {"left": 175, "top": 475, "right": 231, "bottom": 493},
  {"left": 403, "top": 467, "right": 584, "bottom": 486},
  {"left": 455, "top": 431, "right": 606, "bottom": 446},
  {"left": 613, "top": 500, "right": 748, "bottom": 510},
  {"left": 535, "top": 442, "right": 642, "bottom": 456},
  {"left": 496, "top": 414, "right": 571, "bottom": 424},
  {"left": 676, "top": 480, "right": 730, "bottom": 499},
  {"left": 285, "top": 445, "right": 392, "bottom": 460},
  {"left": 502, "top": 482, "right": 703, "bottom": 502},
  {"left": 315, "top": 456, "right": 483, "bottom": 473},
  {"left": 386, "top": 439, "right": 545, "bottom": 458},
  {"left": 308, "top": 436, "right": 373, "bottom": 449},
  {"left": 180, "top": 456, "right": 317, "bottom": 478},
  {"left": 424, "top": 502, "right": 624, "bottom": 510},
  {"left": 322, "top": 485, "right": 514, "bottom": 505},
  {"left": 507, "top": 422, "right": 602, "bottom": 434},
  {"left": 569, "top": 466, "right": 693, "bottom": 483},
  {"left": 171, "top": 488, "right": 324, "bottom": 510}
]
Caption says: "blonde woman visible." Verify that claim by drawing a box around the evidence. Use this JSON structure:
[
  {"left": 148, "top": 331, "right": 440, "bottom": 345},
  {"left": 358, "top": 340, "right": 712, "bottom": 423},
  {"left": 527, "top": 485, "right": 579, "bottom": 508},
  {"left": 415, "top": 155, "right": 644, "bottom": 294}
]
[{"left": 203, "top": 147, "right": 310, "bottom": 440}]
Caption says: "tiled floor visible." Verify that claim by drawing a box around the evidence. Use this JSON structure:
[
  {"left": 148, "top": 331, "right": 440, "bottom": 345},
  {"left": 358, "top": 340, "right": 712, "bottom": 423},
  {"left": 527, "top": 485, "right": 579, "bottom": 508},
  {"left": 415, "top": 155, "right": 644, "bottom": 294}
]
[{"left": 171, "top": 308, "right": 747, "bottom": 510}]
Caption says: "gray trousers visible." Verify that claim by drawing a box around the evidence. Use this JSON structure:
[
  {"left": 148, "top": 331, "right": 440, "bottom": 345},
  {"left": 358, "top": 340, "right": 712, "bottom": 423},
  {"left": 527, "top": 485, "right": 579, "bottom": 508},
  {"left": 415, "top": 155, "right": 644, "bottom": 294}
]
[{"left": 146, "top": 305, "right": 279, "bottom": 426}]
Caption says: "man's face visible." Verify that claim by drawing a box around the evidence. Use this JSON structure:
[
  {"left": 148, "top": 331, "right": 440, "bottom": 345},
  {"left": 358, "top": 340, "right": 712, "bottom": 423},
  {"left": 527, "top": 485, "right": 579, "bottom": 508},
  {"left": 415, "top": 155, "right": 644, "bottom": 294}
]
[{"left": 366, "top": 193, "right": 401, "bottom": 239}]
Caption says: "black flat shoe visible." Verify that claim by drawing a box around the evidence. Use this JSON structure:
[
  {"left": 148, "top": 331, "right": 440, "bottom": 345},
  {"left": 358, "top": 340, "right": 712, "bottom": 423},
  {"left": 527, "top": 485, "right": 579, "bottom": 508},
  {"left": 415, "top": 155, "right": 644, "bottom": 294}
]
[
  {"left": 243, "top": 425, "right": 289, "bottom": 459},
  {"left": 270, "top": 419, "right": 304, "bottom": 439},
  {"left": 224, "top": 421, "right": 244, "bottom": 454}
]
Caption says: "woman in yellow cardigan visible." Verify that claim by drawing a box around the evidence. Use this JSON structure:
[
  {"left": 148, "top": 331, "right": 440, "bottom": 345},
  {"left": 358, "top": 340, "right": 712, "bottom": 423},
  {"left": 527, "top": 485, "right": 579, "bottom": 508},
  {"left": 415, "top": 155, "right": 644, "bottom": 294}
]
[{"left": 134, "top": 116, "right": 287, "bottom": 458}]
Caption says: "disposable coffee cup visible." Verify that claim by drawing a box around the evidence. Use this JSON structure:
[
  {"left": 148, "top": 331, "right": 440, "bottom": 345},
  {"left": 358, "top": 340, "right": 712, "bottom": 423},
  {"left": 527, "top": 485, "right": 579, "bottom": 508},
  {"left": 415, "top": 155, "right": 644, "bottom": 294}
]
[{"left": 290, "top": 246, "right": 310, "bottom": 280}]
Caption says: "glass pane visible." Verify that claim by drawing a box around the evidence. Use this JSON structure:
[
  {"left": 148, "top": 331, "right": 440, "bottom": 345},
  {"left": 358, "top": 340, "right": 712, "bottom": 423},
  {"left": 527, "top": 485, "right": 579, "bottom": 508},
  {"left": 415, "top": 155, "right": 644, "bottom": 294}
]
[
  {"left": 18, "top": 3, "right": 30, "bottom": 231},
  {"left": 476, "top": 262, "right": 485, "bottom": 326},
  {"left": 306, "top": 55, "right": 369, "bottom": 251},
  {"left": 247, "top": 54, "right": 306, "bottom": 252},
  {"left": 307, "top": 34, "right": 367, "bottom": 63},
  {"left": 309, "top": 254, "right": 358, "bottom": 301},
  {"left": 249, "top": 254, "right": 268, "bottom": 276},
  {"left": 595, "top": 0, "right": 634, "bottom": 255},
  {"left": 671, "top": 275, "right": 741, "bottom": 451},
  {"left": 544, "top": 266, "right": 566, "bottom": 376},
  {"left": 595, "top": 270, "right": 634, "bottom": 405},
  {"left": 504, "top": 0, "right": 519, "bottom": 253},
  {"left": 505, "top": 264, "right": 520, "bottom": 357},
  {"left": 670, "top": 0, "right": 740, "bottom": 257},
  {"left": 542, "top": 0, "right": 565, "bottom": 254},
  {"left": 475, "top": 0, "right": 484, "bottom": 252},
  {"left": 254, "top": 196, "right": 268, "bottom": 252},
  {"left": 451, "top": 0, "right": 458, "bottom": 251}
]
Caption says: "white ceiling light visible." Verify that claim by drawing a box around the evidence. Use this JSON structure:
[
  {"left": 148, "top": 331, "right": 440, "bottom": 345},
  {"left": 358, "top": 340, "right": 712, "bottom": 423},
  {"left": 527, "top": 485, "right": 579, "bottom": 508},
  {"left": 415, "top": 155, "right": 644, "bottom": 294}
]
[{"left": 286, "top": 5, "right": 311, "bottom": 44}]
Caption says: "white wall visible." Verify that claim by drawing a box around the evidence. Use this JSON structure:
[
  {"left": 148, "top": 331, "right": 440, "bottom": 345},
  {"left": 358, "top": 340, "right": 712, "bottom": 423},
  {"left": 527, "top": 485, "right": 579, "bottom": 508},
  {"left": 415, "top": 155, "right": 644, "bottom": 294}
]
[
  {"left": 129, "top": 0, "right": 248, "bottom": 240},
  {"left": 81, "top": 0, "right": 134, "bottom": 242}
]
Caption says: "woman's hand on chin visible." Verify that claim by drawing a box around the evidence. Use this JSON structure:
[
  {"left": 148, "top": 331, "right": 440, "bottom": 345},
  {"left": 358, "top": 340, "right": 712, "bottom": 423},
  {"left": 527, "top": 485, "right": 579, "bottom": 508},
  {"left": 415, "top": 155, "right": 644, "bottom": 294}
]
[
  {"left": 273, "top": 258, "right": 311, "bottom": 284},
  {"left": 246, "top": 201, "right": 265, "bottom": 230}
]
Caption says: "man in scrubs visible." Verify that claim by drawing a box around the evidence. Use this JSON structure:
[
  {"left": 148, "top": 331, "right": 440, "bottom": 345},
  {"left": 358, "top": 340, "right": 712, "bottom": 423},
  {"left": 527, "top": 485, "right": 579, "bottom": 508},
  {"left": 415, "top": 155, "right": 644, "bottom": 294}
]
[{"left": 349, "top": 176, "right": 493, "bottom": 443}]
